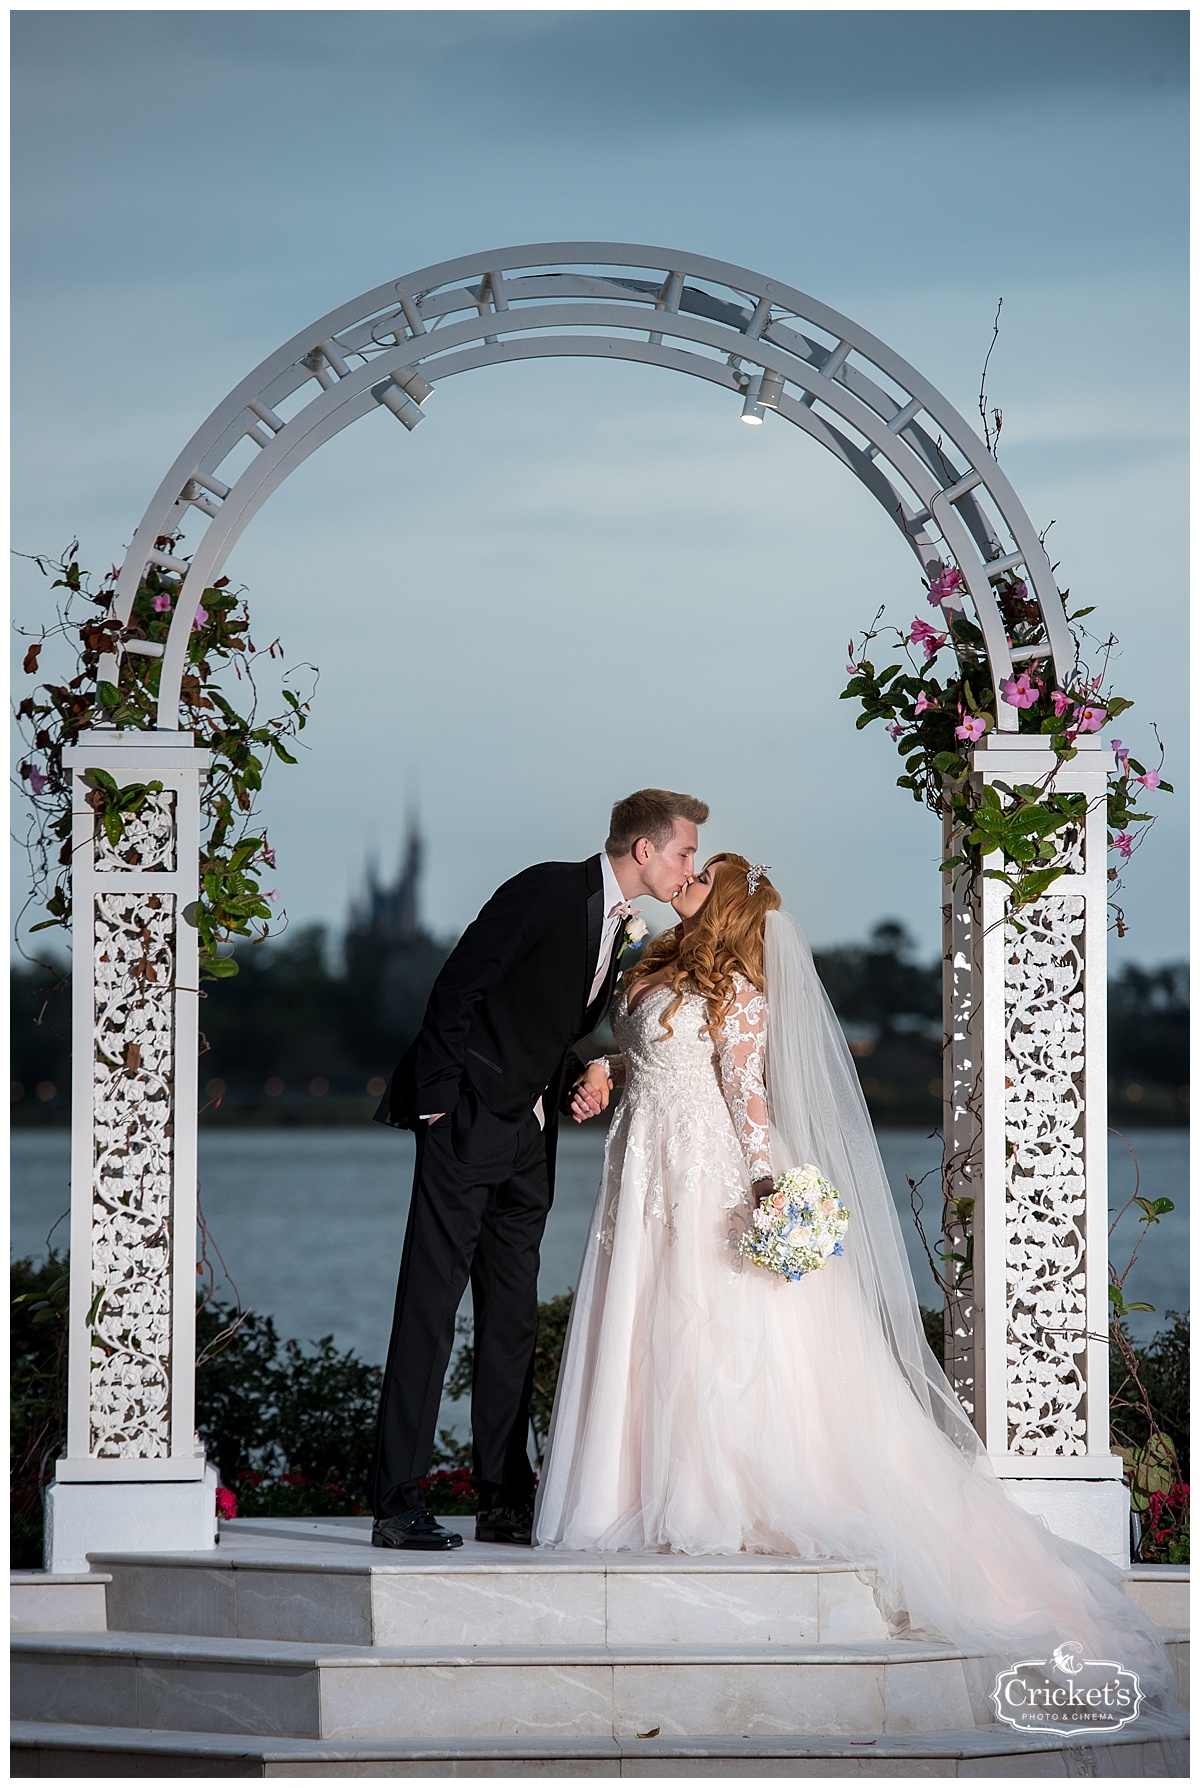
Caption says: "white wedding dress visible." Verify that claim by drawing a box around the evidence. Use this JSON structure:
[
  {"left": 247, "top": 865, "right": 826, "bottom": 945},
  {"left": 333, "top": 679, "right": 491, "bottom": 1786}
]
[{"left": 534, "top": 966, "right": 1178, "bottom": 1709}]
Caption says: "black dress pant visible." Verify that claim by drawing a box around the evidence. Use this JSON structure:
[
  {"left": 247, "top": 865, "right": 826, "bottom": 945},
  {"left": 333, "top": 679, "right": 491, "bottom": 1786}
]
[{"left": 368, "top": 1092, "right": 551, "bottom": 1518}]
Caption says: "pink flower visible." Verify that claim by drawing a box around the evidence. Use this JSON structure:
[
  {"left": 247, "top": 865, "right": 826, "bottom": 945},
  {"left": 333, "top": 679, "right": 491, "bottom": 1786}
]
[
  {"left": 928, "top": 567, "right": 964, "bottom": 606},
  {"left": 908, "top": 618, "right": 947, "bottom": 661},
  {"left": 846, "top": 661, "right": 861, "bottom": 676},
  {"left": 886, "top": 721, "right": 905, "bottom": 741},
  {"left": 262, "top": 845, "right": 276, "bottom": 868},
  {"left": 215, "top": 1486, "right": 238, "bottom": 1520},
  {"left": 192, "top": 605, "right": 209, "bottom": 631},
  {"left": 955, "top": 714, "right": 987, "bottom": 743},
  {"left": 1050, "top": 689, "right": 1073, "bottom": 718},
  {"left": 1110, "top": 737, "right": 1130, "bottom": 775},
  {"left": 152, "top": 593, "right": 172, "bottom": 613},
  {"left": 1137, "top": 769, "right": 1161, "bottom": 790},
  {"left": 1112, "top": 832, "right": 1133, "bottom": 860},
  {"left": 1000, "top": 671, "right": 1040, "bottom": 709},
  {"left": 1073, "top": 702, "right": 1107, "bottom": 733},
  {"left": 27, "top": 764, "right": 49, "bottom": 795},
  {"left": 914, "top": 692, "right": 936, "bottom": 716}
]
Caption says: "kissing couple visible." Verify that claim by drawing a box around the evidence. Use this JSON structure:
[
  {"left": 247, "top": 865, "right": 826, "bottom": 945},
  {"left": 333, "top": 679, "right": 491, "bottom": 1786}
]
[{"left": 367, "top": 787, "right": 1175, "bottom": 1708}]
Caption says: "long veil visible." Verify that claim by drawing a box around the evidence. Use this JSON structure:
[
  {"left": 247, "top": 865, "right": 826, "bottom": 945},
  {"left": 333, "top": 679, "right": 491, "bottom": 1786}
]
[
  {"left": 764, "top": 909, "right": 1183, "bottom": 1718},
  {"left": 764, "top": 908, "right": 983, "bottom": 1463}
]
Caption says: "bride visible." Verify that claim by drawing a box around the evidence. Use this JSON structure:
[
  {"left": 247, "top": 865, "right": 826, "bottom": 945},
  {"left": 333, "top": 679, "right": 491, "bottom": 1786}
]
[{"left": 533, "top": 853, "right": 1177, "bottom": 1707}]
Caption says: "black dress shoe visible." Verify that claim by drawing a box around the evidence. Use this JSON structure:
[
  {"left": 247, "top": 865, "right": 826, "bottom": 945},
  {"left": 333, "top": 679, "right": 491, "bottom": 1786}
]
[
  {"left": 475, "top": 1503, "right": 535, "bottom": 1546},
  {"left": 372, "top": 1510, "right": 464, "bottom": 1550}
]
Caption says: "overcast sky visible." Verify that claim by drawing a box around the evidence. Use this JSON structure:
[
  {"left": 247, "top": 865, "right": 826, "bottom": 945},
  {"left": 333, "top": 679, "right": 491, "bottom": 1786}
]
[{"left": 11, "top": 10, "right": 1188, "bottom": 963}]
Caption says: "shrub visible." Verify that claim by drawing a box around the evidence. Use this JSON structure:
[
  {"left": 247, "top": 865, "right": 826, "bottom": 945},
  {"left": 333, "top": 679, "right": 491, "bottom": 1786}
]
[{"left": 194, "top": 1299, "right": 383, "bottom": 1500}]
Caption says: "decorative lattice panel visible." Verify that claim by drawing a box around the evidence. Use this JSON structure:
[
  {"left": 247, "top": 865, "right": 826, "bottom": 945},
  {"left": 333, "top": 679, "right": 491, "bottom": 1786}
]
[
  {"left": 93, "top": 790, "right": 177, "bottom": 872},
  {"left": 90, "top": 888, "right": 176, "bottom": 1457},
  {"left": 1002, "top": 894, "right": 1088, "bottom": 1454}
]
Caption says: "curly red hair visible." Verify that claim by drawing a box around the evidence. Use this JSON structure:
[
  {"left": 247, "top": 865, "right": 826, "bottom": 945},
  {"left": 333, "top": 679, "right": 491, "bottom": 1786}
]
[{"left": 625, "top": 852, "right": 781, "bottom": 1035}]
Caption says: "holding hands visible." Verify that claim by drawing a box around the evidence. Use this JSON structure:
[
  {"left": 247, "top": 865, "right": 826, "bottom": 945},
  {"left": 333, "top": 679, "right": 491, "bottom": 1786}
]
[{"left": 570, "top": 1060, "right": 612, "bottom": 1123}]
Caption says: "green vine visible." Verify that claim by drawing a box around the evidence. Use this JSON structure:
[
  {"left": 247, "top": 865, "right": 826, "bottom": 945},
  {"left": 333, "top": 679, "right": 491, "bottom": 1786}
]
[
  {"left": 841, "top": 566, "right": 1171, "bottom": 924},
  {"left": 14, "top": 542, "right": 317, "bottom": 977}
]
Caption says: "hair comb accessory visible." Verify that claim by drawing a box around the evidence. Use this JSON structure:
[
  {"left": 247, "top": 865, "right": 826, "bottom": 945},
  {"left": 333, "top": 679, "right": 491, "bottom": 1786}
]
[{"left": 746, "top": 862, "right": 771, "bottom": 895}]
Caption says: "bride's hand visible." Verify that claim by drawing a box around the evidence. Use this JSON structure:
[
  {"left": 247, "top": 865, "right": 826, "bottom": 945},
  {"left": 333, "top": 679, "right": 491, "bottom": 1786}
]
[
  {"left": 751, "top": 1177, "right": 775, "bottom": 1208},
  {"left": 570, "top": 1063, "right": 611, "bottom": 1123}
]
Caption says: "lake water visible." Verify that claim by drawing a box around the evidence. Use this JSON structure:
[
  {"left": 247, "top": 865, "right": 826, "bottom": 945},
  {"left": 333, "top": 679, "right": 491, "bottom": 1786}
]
[{"left": 12, "top": 1126, "right": 1188, "bottom": 1364}]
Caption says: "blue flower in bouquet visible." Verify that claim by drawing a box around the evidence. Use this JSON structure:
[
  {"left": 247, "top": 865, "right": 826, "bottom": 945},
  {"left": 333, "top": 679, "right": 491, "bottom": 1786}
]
[{"left": 739, "top": 1165, "right": 849, "bottom": 1281}]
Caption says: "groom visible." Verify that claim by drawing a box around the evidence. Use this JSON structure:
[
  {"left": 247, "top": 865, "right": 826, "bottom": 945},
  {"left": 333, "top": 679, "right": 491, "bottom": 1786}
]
[{"left": 369, "top": 788, "right": 708, "bottom": 1548}]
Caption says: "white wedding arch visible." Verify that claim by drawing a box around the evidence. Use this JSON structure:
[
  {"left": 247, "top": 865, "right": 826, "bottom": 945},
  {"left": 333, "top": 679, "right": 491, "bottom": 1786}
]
[{"left": 50, "top": 244, "right": 1122, "bottom": 1570}]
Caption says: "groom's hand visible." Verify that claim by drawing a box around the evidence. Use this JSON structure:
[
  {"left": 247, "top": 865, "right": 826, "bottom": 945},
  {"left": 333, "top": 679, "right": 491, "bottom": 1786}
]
[{"left": 569, "top": 1064, "right": 610, "bottom": 1123}]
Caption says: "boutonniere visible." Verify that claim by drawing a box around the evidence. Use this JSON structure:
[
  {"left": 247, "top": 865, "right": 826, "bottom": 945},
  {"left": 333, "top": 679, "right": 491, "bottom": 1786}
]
[{"left": 620, "top": 912, "right": 648, "bottom": 953}]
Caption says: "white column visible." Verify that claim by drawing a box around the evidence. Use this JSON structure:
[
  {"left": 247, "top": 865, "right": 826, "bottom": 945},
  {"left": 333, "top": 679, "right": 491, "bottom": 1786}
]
[
  {"left": 45, "top": 731, "right": 217, "bottom": 1571},
  {"left": 968, "top": 732, "right": 1128, "bottom": 1566}
]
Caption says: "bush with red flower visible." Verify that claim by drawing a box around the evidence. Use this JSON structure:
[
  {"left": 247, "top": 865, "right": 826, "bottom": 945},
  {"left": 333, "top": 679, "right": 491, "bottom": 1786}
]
[
  {"left": 1141, "top": 1483, "right": 1189, "bottom": 1565},
  {"left": 419, "top": 1467, "right": 480, "bottom": 1516}
]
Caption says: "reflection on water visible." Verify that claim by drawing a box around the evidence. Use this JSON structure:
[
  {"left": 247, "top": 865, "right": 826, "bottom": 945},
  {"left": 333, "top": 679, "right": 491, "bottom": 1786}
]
[{"left": 11, "top": 1124, "right": 1188, "bottom": 1362}]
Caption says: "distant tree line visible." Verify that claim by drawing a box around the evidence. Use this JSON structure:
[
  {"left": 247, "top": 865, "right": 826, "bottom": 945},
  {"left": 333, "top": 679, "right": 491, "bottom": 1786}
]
[{"left": 10, "top": 919, "right": 1189, "bottom": 1127}]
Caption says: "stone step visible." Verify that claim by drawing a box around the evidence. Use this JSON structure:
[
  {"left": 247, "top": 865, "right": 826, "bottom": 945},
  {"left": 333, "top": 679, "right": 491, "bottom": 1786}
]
[
  {"left": 12, "top": 1629, "right": 997, "bottom": 1741},
  {"left": 89, "top": 1516, "right": 892, "bottom": 1648},
  {"left": 1123, "top": 1566, "right": 1191, "bottom": 1635},
  {"left": 9, "top": 1717, "right": 1191, "bottom": 1778},
  {"left": 10, "top": 1573, "right": 110, "bottom": 1635}
]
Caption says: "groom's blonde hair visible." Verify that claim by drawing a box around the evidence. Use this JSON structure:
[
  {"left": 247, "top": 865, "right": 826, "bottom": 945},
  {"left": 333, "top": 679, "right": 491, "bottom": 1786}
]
[{"left": 606, "top": 789, "right": 709, "bottom": 857}]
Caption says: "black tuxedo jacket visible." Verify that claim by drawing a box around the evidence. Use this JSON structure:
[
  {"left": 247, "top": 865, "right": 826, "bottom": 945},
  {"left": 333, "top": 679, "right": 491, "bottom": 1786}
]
[{"left": 374, "top": 855, "right": 625, "bottom": 1161}]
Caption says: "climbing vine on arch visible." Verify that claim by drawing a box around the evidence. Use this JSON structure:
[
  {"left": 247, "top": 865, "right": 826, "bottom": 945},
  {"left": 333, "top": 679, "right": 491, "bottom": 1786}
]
[
  {"left": 14, "top": 543, "right": 317, "bottom": 978},
  {"left": 841, "top": 564, "right": 1170, "bottom": 927}
]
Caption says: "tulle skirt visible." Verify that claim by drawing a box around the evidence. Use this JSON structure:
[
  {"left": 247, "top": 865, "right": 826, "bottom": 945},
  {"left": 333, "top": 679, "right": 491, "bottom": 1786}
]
[{"left": 534, "top": 1084, "right": 1180, "bottom": 1711}]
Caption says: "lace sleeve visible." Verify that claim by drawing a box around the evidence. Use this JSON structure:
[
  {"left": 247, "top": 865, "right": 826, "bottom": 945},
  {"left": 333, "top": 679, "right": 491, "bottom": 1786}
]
[{"left": 715, "top": 978, "right": 772, "bottom": 1182}]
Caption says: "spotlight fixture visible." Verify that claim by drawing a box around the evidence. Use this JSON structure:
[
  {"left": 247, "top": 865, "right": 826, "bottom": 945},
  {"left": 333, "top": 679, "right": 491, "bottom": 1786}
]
[
  {"left": 372, "top": 368, "right": 434, "bottom": 431},
  {"left": 394, "top": 368, "right": 434, "bottom": 405},
  {"left": 757, "top": 369, "right": 785, "bottom": 411},
  {"left": 741, "top": 375, "right": 765, "bottom": 425}
]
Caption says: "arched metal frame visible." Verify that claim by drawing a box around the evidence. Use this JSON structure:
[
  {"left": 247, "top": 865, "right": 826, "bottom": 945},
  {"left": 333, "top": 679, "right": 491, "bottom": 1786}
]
[
  {"left": 49, "top": 243, "right": 1126, "bottom": 1573},
  {"left": 102, "top": 242, "right": 1072, "bottom": 728}
]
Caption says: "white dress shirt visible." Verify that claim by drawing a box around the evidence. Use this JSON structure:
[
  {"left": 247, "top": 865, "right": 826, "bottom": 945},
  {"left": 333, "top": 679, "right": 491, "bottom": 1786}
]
[{"left": 589, "top": 851, "right": 630, "bottom": 1006}]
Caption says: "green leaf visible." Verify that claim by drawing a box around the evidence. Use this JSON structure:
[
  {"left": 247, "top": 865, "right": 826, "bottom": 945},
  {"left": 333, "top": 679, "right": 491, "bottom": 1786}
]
[
  {"left": 201, "top": 955, "right": 240, "bottom": 979},
  {"left": 1105, "top": 696, "right": 1133, "bottom": 718},
  {"left": 271, "top": 739, "right": 298, "bottom": 765},
  {"left": 1010, "top": 866, "right": 1066, "bottom": 905}
]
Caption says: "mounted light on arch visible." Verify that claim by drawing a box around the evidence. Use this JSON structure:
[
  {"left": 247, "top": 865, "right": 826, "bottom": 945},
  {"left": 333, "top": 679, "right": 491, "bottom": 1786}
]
[
  {"left": 740, "top": 375, "right": 765, "bottom": 425},
  {"left": 372, "top": 368, "right": 434, "bottom": 431},
  {"left": 741, "top": 369, "right": 784, "bottom": 425}
]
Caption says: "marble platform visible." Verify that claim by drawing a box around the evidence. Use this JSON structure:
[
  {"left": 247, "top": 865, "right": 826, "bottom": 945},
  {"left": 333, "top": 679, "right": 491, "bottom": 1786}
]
[{"left": 9, "top": 1519, "right": 1189, "bottom": 1777}]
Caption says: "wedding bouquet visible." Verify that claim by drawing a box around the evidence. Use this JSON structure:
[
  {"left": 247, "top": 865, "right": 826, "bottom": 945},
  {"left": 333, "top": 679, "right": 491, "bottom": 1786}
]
[{"left": 739, "top": 1165, "right": 849, "bottom": 1282}]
